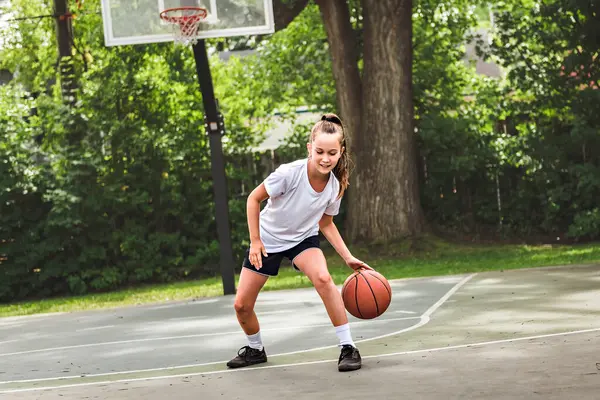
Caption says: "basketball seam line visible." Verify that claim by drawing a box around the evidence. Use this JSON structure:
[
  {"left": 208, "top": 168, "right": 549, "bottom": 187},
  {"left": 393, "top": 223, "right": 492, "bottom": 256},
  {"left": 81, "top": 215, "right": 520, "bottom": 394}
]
[
  {"left": 368, "top": 272, "right": 391, "bottom": 300},
  {"left": 353, "top": 276, "right": 364, "bottom": 319},
  {"left": 357, "top": 271, "right": 379, "bottom": 317}
]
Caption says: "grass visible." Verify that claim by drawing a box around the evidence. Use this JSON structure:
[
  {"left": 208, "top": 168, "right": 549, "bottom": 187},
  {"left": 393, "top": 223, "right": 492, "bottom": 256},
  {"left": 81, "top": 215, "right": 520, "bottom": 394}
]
[{"left": 2, "top": 237, "right": 600, "bottom": 318}]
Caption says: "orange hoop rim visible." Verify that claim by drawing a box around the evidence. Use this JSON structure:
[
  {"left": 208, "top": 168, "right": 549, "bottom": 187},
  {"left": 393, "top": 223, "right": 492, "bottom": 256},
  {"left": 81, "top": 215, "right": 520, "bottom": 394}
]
[{"left": 159, "top": 6, "right": 208, "bottom": 24}]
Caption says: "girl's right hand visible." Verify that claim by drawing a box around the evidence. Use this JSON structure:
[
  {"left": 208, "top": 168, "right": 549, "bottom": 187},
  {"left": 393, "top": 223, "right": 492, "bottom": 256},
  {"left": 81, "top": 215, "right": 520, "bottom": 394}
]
[{"left": 249, "top": 240, "right": 268, "bottom": 269}]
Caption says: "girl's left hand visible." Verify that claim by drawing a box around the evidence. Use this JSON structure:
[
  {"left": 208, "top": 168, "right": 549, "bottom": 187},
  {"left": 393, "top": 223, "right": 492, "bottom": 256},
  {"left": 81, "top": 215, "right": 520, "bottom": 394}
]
[{"left": 345, "top": 256, "right": 374, "bottom": 271}]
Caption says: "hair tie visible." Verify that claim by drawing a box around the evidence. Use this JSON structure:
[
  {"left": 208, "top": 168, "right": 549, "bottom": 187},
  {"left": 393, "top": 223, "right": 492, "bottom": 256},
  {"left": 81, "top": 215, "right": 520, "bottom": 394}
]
[{"left": 321, "top": 114, "right": 342, "bottom": 126}]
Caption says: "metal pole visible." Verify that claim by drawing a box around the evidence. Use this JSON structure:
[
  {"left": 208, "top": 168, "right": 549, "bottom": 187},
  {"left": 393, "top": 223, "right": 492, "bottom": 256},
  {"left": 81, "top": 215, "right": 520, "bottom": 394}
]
[
  {"left": 191, "top": 39, "right": 237, "bottom": 296},
  {"left": 53, "top": 0, "right": 76, "bottom": 104}
]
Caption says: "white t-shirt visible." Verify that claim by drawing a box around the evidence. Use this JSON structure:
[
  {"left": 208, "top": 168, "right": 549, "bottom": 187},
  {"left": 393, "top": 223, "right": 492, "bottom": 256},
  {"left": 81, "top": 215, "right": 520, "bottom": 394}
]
[{"left": 260, "top": 158, "right": 341, "bottom": 253}]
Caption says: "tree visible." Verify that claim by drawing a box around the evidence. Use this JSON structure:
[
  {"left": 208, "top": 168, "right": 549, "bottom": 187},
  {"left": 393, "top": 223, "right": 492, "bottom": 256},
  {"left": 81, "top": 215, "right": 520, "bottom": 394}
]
[
  {"left": 314, "top": 0, "right": 424, "bottom": 242},
  {"left": 265, "top": 0, "right": 487, "bottom": 243},
  {"left": 201, "top": 0, "right": 484, "bottom": 243}
]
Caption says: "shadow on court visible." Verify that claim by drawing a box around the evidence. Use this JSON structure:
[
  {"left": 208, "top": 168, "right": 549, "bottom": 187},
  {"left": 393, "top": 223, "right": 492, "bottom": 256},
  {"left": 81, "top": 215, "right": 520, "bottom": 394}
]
[{"left": 2, "top": 264, "right": 600, "bottom": 399}]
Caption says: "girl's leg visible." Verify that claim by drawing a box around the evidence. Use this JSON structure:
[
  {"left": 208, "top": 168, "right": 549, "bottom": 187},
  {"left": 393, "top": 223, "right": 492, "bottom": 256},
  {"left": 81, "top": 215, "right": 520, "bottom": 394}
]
[
  {"left": 234, "top": 267, "right": 269, "bottom": 335},
  {"left": 293, "top": 248, "right": 362, "bottom": 371},
  {"left": 227, "top": 268, "right": 270, "bottom": 369},
  {"left": 292, "top": 248, "right": 347, "bottom": 327}
]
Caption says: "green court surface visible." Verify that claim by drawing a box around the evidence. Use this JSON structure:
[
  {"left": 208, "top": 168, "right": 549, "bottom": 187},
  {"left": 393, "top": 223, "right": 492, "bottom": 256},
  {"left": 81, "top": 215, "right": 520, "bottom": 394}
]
[{"left": 1, "top": 264, "right": 599, "bottom": 399}]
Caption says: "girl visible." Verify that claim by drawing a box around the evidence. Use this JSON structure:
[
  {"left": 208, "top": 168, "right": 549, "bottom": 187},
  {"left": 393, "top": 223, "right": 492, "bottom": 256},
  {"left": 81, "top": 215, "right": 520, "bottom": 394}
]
[{"left": 227, "top": 113, "right": 372, "bottom": 372}]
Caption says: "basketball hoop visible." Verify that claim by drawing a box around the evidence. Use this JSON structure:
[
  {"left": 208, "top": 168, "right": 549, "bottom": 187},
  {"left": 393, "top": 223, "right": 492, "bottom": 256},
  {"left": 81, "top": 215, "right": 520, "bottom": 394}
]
[{"left": 159, "top": 7, "right": 208, "bottom": 45}]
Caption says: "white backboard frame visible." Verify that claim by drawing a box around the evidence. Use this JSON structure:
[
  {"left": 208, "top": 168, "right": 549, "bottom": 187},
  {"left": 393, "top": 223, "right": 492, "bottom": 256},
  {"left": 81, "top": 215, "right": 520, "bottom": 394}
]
[{"left": 100, "top": 0, "right": 275, "bottom": 47}]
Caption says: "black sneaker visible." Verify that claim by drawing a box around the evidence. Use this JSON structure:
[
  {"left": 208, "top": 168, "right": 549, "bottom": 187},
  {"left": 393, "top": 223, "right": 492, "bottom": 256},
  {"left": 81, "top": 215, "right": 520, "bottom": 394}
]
[
  {"left": 226, "top": 346, "right": 267, "bottom": 368},
  {"left": 338, "top": 345, "right": 362, "bottom": 372}
]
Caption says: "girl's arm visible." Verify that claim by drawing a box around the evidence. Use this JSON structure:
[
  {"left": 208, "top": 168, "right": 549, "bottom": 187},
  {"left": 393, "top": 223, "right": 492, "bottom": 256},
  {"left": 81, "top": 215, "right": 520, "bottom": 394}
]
[
  {"left": 319, "top": 214, "right": 373, "bottom": 270},
  {"left": 247, "top": 183, "right": 269, "bottom": 268}
]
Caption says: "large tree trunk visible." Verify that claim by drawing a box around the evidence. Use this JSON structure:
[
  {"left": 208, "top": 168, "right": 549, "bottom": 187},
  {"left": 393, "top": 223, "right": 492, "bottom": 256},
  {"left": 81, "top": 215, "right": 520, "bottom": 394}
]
[
  {"left": 347, "top": 0, "right": 424, "bottom": 242},
  {"left": 314, "top": 0, "right": 362, "bottom": 144}
]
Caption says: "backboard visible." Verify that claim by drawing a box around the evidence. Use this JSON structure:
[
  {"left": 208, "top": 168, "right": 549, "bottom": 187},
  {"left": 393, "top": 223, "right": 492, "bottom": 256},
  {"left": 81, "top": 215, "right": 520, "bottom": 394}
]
[{"left": 100, "top": 0, "right": 274, "bottom": 46}]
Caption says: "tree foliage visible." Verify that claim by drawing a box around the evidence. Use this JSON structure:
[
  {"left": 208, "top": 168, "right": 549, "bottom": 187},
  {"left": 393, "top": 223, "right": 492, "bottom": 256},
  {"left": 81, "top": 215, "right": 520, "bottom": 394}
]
[
  {"left": 0, "top": 0, "right": 268, "bottom": 301},
  {"left": 485, "top": 0, "right": 600, "bottom": 238},
  {"left": 1, "top": 0, "right": 598, "bottom": 302}
]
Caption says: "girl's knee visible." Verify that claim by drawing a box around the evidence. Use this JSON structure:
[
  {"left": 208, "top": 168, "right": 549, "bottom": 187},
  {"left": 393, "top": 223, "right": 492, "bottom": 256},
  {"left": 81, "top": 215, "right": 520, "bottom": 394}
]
[
  {"left": 234, "top": 300, "right": 253, "bottom": 315},
  {"left": 314, "top": 272, "right": 333, "bottom": 290}
]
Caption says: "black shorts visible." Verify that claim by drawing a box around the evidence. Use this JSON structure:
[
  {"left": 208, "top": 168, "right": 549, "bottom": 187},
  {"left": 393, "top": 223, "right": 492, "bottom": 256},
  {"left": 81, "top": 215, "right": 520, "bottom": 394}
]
[{"left": 242, "top": 235, "right": 320, "bottom": 277}]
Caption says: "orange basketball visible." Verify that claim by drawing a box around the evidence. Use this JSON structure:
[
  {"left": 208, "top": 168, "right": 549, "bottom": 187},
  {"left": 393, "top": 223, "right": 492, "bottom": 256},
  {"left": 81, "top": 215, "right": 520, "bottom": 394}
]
[{"left": 341, "top": 269, "right": 392, "bottom": 319}]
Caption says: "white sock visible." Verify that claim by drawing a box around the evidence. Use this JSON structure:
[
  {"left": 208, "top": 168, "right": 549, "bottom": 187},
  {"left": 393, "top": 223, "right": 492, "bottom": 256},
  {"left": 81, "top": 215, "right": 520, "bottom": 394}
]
[
  {"left": 335, "top": 323, "right": 355, "bottom": 347},
  {"left": 247, "top": 331, "right": 263, "bottom": 351}
]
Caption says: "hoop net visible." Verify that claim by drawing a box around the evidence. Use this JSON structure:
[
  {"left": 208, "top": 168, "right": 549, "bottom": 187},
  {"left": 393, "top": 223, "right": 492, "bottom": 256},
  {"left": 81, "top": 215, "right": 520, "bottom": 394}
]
[{"left": 159, "top": 7, "right": 208, "bottom": 45}]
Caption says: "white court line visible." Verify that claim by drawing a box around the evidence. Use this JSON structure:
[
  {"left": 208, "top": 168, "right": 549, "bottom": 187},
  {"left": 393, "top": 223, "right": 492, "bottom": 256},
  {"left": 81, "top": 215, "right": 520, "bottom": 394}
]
[
  {"left": 0, "top": 312, "right": 67, "bottom": 323},
  {"left": 168, "top": 316, "right": 204, "bottom": 321},
  {"left": 256, "top": 310, "right": 295, "bottom": 316},
  {"left": 2, "top": 325, "right": 599, "bottom": 394},
  {"left": 263, "top": 273, "right": 476, "bottom": 358},
  {"left": 0, "top": 316, "right": 420, "bottom": 359},
  {"left": 78, "top": 325, "right": 115, "bottom": 332},
  {"left": 146, "top": 298, "right": 220, "bottom": 310},
  {"left": 392, "top": 310, "right": 417, "bottom": 315},
  {"left": 168, "top": 310, "right": 293, "bottom": 320},
  {"left": 0, "top": 315, "right": 421, "bottom": 385},
  {"left": 0, "top": 274, "right": 475, "bottom": 387}
]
